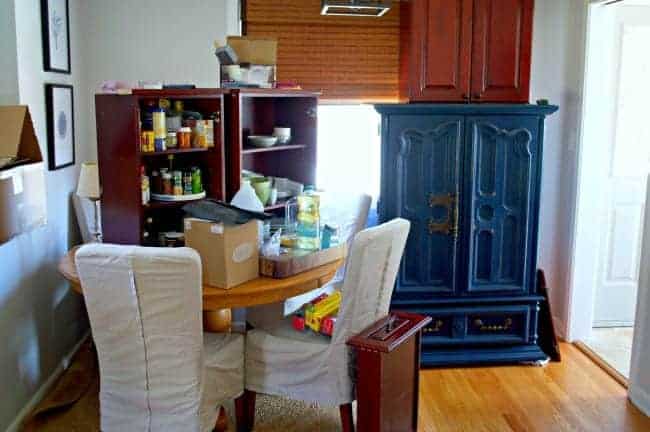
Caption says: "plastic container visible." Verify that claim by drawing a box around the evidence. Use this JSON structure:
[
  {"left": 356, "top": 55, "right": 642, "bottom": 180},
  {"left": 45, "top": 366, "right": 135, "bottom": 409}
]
[{"left": 296, "top": 187, "right": 320, "bottom": 251}]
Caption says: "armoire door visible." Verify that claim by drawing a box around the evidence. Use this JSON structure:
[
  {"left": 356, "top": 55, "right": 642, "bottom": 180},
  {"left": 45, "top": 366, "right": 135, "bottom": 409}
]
[
  {"left": 470, "top": 0, "right": 534, "bottom": 103},
  {"left": 407, "top": 0, "right": 473, "bottom": 102},
  {"left": 381, "top": 115, "right": 465, "bottom": 299},
  {"left": 464, "top": 116, "right": 540, "bottom": 294}
]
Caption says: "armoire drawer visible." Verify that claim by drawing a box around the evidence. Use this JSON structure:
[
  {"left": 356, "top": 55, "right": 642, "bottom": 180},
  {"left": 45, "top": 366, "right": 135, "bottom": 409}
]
[{"left": 413, "top": 304, "right": 536, "bottom": 347}]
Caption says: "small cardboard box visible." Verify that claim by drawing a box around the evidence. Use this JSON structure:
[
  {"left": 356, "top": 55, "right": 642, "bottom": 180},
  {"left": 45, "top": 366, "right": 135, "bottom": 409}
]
[
  {"left": 226, "top": 36, "right": 277, "bottom": 65},
  {"left": 184, "top": 218, "right": 259, "bottom": 289},
  {"left": 0, "top": 106, "right": 47, "bottom": 245}
]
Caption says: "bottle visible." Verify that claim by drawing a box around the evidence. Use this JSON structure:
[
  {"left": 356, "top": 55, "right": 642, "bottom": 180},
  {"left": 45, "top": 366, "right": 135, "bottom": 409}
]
[
  {"left": 183, "top": 171, "right": 193, "bottom": 195},
  {"left": 296, "top": 186, "right": 320, "bottom": 251},
  {"left": 167, "top": 100, "right": 184, "bottom": 132},
  {"left": 191, "top": 167, "right": 203, "bottom": 194},
  {"left": 172, "top": 171, "right": 183, "bottom": 195},
  {"left": 153, "top": 107, "right": 166, "bottom": 151},
  {"left": 141, "top": 166, "right": 150, "bottom": 205}
]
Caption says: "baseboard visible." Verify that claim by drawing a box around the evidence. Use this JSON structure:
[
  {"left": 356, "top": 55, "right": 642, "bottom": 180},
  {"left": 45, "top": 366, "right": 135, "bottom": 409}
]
[
  {"left": 5, "top": 331, "right": 91, "bottom": 432},
  {"left": 629, "top": 385, "right": 650, "bottom": 417}
]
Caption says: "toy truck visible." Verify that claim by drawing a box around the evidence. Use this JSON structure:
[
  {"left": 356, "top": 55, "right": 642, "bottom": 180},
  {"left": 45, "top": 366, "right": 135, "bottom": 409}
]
[{"left": 305, "top": 291, "right": 341, "bottom": 333}]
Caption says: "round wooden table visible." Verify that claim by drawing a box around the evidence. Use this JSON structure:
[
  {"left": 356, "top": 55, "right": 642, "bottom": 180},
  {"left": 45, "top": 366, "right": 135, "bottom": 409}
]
[{"left": 58, "top": 248, "right": 342, "bottom": 332}]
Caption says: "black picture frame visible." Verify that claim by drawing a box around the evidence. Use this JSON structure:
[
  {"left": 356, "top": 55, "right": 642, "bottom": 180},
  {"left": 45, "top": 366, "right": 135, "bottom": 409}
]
[
  {"left": 41, "top": 0, "right": 71, "bottom": 74},
  {"left": 45, "top": 84, "right": 75, "bottom": 170}
]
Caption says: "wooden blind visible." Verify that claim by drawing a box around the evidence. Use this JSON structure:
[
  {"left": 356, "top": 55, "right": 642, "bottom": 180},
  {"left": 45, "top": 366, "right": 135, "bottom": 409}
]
[{"left": 244, "top": 0, "right": 401, "bottom": 103}]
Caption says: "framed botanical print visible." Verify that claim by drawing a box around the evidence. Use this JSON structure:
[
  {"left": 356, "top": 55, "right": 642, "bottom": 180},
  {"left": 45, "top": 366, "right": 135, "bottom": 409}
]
[
  {"left": 41, "top": 0, "right": 71, "bottom": 73},
  {"left": 45, "top": 84, "right": 75, "bottom": 170}
]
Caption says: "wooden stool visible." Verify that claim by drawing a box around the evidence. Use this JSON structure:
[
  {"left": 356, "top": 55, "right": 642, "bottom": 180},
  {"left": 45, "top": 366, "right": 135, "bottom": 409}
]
[{"left": 347, "top": 312, "right": 431, "bottom": 432}]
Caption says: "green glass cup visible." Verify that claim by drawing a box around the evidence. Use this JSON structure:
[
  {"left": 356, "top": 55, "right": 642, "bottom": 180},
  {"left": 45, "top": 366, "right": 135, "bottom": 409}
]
[{"left": 250, "top": 177, "right": 272, "bottom": 206}]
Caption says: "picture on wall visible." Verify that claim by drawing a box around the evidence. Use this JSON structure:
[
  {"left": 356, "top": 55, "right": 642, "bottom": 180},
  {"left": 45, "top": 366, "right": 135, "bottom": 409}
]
[
  {"left": 41, "top": 0, "right": 71, "bottom": 73},
  {"left": 45, "top": 84, "right": 75, "bottom": 170}
]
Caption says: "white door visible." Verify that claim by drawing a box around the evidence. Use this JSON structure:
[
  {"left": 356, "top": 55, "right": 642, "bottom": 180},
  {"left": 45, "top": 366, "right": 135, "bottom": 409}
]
[{"left": 593, "top": 21, "right": 650, "bottom": 327}]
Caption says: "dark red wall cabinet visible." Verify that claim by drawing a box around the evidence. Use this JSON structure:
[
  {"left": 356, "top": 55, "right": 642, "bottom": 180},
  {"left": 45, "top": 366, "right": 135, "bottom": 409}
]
[{"left": 401, "top": 0, "right": 534, "bottom": 103}]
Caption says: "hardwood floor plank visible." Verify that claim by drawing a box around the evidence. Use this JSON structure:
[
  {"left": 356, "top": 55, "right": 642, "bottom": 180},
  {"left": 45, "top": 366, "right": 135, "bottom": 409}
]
[{"left": 417, "top": 343, "right": 650, "bottom": 432}]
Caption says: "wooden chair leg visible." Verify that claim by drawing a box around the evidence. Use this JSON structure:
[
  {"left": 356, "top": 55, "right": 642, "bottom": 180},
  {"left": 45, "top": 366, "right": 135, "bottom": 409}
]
[
  {"left": 235, "top": 390, "right": 256, "bottom": 432},
  {"left": 340, "top": 403, "right": 355, "bottom": 432}
]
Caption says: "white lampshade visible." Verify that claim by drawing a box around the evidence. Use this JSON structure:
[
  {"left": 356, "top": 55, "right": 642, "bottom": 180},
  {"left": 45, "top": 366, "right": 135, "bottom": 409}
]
[{"left": 77, "top": 162, "right": 101, "bottom": 199}]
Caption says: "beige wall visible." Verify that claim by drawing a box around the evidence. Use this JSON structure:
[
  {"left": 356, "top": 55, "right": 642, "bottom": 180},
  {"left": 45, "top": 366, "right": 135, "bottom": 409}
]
[{"left": 530, "top": 0, "right": 587, "bottom": 338}]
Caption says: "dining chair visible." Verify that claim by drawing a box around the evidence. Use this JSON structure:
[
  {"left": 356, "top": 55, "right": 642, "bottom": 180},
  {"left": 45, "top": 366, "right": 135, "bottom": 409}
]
[
  {"left": 246, "top": 193, "right": 373, "bottom": 328},
  {"left": 242, "top": 218, "right": 410, "bottom": 432},
  {"left": 75, "top": 244, "right": 245, "bottom": 432}
]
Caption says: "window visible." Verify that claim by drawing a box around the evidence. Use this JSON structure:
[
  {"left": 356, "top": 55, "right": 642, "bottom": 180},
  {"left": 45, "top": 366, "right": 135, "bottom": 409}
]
[{"left": 317, "top": 104, "right": 381, "bottom": 200}]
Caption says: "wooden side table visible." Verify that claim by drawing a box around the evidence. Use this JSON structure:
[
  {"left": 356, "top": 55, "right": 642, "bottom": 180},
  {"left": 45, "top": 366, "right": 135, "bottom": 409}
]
[{"left": 347, "top": 312, "right": 431, "bottom": 432}]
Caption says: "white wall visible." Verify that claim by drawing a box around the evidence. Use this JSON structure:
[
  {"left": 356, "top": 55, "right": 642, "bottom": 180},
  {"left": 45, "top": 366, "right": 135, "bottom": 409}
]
[
  {"left": 630, "top": 176, "right": 650, "bottom": 416},
  {"left": 0, "top": 0, "right": 18, "bottom": 104},
  {"left": 78, "top": 0, "right": 239, "bottom": 160},
  {"left": 1, "top": 1, "right": 240, "bottom": 429},
  {"left": 0, "top": 1, "right": 89, "bottom": 430},
  {"left": 530, "top": 0, "right": 587, "bottom": 338}
]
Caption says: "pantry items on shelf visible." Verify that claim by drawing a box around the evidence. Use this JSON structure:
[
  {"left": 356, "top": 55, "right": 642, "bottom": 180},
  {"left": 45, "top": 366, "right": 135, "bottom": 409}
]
[
  {"left": 139, "top": 99, "right": 214, "bottom": 153},
  {"left": 146, "top": 165, "right": 204, "bottom": 202}
]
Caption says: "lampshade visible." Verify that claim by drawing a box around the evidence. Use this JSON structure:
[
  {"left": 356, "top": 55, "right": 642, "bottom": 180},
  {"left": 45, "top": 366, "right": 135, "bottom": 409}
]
[{"left": 77, "top": 162, "right": 100, "bottom": 199}]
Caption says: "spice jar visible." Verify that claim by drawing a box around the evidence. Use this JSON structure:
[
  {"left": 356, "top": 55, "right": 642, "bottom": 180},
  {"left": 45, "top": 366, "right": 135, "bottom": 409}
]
[
  {"left": 172, "top": 171, "right": 183, "bottom": 195},
  {"left": 166, "top": 132, "right": 177, "bottom": 149},
  {"left": 177, "top": 127, "right": 191, "bottom": 149},
  {"left": 162, "top": 172, "right": 173, "bottom": 195},
  {"left": 141, "top": 131, "right": 154, "bottom": 152}
]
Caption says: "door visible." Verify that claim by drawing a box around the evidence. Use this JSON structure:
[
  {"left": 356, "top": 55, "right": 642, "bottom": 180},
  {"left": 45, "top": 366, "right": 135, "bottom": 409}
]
[
  {"left": 408, "top": 0, "right": 473, "bottom": 102},
  {"left": 382, "top": 115, "right": 464, "bottom": 300},
  {"left": 465, "top": 116, "right": 540, "bottom": 295},
  {"left": 593, "top": 23, "right": 650, "bottom": 327},
  {"left": 470, "top": 0, "right": 533, "bottom": 103}
]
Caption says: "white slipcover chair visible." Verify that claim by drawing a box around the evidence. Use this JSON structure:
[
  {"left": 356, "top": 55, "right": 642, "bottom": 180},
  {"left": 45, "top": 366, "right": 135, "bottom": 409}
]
[
  {"left": 75, "top": 244, "right": 245, "bottom": 432},
  {"left": 244, "top": 218, "right": 410, "bottom": 429},
  {"left": 246, "top": 193, "right": 373, "bottom": 328}
]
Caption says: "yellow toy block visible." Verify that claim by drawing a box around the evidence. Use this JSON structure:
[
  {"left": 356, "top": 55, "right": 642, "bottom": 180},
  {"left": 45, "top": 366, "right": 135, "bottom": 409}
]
[{"left": 305, "top": 291, "right": 341, "bottom": 332}]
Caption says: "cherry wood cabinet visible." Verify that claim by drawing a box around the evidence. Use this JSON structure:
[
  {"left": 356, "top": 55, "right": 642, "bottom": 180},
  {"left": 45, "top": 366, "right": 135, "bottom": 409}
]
[{"left": 401, "top": 0, "right": 534, "bottom": 103}]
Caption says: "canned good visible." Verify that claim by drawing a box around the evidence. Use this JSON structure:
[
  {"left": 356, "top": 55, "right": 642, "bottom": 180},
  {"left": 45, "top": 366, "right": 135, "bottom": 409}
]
[
  {"left": 172, "top": 171, "right": 183, "bottom": 195},
  {"left": 191, "top": 167, "right": 202, "bottom": 193},
  {"left": 141, "top": 131, "right": 154, "bottom": 152}
]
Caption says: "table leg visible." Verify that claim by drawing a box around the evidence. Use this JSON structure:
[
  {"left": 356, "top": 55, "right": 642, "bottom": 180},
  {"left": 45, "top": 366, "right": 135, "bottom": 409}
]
[{"left": 203, "top": 309, "right": 232, "bottom": 332}]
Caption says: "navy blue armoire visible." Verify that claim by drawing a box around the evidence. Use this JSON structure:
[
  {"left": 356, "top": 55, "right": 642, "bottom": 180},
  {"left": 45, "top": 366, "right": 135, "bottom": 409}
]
[{"left": 376, "top": 104, "right": 558, "bottom": 366}]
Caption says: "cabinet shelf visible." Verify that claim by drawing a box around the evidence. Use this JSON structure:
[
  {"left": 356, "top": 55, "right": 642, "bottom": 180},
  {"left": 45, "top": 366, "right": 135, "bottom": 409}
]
[
  {"left": 140, "top": 147, "right": 211, "bottom": 156},
  {"left": 242, "top": 144, "right": 306, "bottom": 155},
  {"left": 143, "top": 198, "right": 203, "bottom": 210}
]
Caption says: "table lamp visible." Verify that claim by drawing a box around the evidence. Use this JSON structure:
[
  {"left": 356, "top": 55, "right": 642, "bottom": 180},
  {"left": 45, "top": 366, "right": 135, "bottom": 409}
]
[{"left": 76, "top": 162, "right": 102, "bottom": 242}]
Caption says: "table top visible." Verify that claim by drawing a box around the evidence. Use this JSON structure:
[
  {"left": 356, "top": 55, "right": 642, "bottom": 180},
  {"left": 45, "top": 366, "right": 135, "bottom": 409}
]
[{"left": 58, "top": 247, "right": 342, "bottom": 310}]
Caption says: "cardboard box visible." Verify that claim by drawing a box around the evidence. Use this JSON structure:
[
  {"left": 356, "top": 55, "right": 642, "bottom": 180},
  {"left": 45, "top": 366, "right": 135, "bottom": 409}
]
[
  {"left": 0, "top": 106, "right": 47, "bottom": 245},
  {"left": 184, "top": 218, "right": 259, "bottom": 289},
  {"left": 226, "top": 36, "right": 277, "bottom": 65}
]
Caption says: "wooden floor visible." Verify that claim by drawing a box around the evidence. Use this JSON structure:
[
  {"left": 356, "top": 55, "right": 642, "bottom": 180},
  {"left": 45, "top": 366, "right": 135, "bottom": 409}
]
[{"left": 417, "top": 343, "right": 650, "bottom": 432}]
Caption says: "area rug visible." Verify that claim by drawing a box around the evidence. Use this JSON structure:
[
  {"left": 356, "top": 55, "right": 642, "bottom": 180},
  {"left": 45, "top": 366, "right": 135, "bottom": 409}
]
[{"left": 20, "top": 341, "right": 344, "bottom": 431}]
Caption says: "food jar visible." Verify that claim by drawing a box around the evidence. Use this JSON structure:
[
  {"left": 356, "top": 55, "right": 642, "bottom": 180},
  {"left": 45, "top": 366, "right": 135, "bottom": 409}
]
[
  {"left": 162, "top": 172, "right": 173, "bottom": 195},
  {"left": 166, "top": 132, "right": 177, "bottom": 149},
  {"left": 177, "top": 127, "right": 191, "bottom": 149}
]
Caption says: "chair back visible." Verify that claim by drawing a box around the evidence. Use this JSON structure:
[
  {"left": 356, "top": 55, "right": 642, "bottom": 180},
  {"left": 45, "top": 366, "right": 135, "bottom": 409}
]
[
  {"left": 321, "top": 194, "right": 372, "bottom": 281},
  {"left": 333, "top": 218, "right": 410, "bottom": 344},
  {"left": 75, "top": 244, "right": 205, "bottom": 432}
]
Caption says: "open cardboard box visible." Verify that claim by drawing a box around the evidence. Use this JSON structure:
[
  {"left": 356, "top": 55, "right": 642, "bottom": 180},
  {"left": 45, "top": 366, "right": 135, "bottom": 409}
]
[
  {"left": 219, "top": 36, "right": 277, "bottom": 88},
  {"left": 0, "top": 106, "right": 47, "bottom": 245}
]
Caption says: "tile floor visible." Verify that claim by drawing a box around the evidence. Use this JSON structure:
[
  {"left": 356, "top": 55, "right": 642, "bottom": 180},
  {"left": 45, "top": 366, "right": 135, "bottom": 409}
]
[{"left": 586, "top": 327, "right": 634, "bottom": 378}]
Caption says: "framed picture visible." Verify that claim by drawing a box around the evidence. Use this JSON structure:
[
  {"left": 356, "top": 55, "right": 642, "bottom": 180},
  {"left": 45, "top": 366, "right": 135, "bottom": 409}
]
[
  {"left": 41, "top": 0, "right": 71, "bottom": 73},
  {"left": 45, "top": 84, "right": 75, "bottom": 170}
]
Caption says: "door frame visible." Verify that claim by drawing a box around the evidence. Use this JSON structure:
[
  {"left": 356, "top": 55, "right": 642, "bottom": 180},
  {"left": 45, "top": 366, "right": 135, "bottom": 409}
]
[{"left": 566, "top": 0, "right": 647, "bottom": 341}]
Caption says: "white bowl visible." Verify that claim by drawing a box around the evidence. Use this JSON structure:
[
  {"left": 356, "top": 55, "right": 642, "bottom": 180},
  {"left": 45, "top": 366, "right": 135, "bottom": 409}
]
[
  {"left": 248, "top": 135, "right": 278, "bottom": 148},
  {"left": 273, "top": 127, "right": 292, "bottom": 144}
]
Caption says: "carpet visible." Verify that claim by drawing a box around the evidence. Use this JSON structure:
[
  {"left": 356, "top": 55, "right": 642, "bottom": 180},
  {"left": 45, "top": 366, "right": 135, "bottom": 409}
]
[{"left": 20, "top": 341, "right": 344, "bottom": 431}]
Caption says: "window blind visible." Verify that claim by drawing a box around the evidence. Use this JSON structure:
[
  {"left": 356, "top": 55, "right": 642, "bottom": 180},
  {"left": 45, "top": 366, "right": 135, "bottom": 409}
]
[{"left": 243, "top": 0, "right": 401, "bottom": 103}]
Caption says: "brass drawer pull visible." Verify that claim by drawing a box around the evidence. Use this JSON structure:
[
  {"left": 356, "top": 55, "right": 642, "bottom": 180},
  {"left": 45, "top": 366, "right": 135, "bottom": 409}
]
[
  {"left": 427, "top": 193, "right": 459, "bottom": 238},
  {"left": 423, "top": 320, "right": 444, "bottom": 334},
  {"left": 474, "top": 318, "right": 513, "bottom": 332}
]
